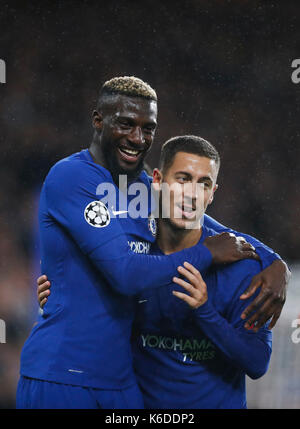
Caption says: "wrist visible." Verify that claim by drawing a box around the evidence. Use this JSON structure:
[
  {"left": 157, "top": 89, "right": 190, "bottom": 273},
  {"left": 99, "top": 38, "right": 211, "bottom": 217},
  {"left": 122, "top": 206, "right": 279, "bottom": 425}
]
[{"left": 193, "top": 298, "right": 214, "bottom": 317}]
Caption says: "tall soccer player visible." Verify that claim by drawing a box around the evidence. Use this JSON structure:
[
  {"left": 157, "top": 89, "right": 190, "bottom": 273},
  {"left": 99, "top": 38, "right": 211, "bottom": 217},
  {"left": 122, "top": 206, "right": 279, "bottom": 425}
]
[
  {"left": 23, "top": 77, "right": 288, "bottom": 409},
  {"left": 131, "top": 136, "right": 274, "bottom": 408},
  {"left": 18, "top": 77, "right": 256, "bottom": 409}
]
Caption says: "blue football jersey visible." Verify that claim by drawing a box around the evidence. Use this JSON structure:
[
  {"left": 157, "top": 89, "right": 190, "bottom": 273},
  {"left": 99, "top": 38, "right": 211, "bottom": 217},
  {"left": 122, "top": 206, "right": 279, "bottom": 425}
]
[
  {"left": 132, "top": 226, "right": 272, "bottom": 409},
  {"left": 19, "top": 149, "right": 212, "bottom": 389}
]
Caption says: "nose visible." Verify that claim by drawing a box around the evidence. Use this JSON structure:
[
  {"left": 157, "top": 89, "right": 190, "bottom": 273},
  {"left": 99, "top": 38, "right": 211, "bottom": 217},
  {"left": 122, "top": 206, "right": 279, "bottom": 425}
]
[
  {"left": 182, "top": 182, "right": 198, "bottom": 199},
  {"left": 127, "top": 127, "right": 144, "bottom": 146},
  {"left": 183, "top": 182, "right": 204, "bottom": 205}
]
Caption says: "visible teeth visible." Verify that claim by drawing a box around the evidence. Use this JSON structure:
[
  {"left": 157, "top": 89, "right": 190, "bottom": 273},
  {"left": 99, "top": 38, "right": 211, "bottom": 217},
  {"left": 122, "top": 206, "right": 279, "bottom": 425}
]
[{"left": 121, "top": 148, "right": 139, "bottom": 156}]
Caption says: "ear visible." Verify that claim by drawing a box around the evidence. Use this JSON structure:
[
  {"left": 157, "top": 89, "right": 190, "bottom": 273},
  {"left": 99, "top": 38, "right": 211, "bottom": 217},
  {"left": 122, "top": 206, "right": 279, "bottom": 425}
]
[
  {"left": 208, "top": 183, "right": 218, "bottom": 205},
  {"left": 92, "top": 110, "right": 103, "bottom": 131},
  {"left": 152, "top": 168, "right": 163, "bottom": 192}
]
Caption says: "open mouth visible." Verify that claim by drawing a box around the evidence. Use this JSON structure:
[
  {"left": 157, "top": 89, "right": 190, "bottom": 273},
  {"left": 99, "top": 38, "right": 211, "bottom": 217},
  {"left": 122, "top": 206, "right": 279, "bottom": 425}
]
[
  {"left": 176, "top": 204, "right": 197, "bottom": 220},
  {"left": 118, "top": 147, "right": 143, "bottom": 163}
]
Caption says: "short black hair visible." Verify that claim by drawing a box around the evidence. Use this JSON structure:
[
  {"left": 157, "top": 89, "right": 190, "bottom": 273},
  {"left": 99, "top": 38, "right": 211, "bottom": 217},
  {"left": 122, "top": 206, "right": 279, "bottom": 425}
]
[{"left": 159, "top": 135, "right": 220, "bottom": 173}]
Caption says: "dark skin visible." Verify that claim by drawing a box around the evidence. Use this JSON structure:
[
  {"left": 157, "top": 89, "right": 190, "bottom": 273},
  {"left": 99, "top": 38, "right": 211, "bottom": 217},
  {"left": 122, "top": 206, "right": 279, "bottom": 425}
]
[
  {"left": 36, "top": 94, "right": 290, "bottom": 332},
  {"left": 89, "top": 94, "right": 157, "bottom": 183}
]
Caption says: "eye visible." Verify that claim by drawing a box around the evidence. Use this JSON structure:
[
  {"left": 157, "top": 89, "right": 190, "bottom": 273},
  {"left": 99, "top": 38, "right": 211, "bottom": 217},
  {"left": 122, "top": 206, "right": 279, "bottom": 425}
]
[
  {"left": 203, "top": 182, "right": 211, "bottom": 189},
  {"left": 177, "top": 176, "right": 189, "bottom": 183},
  {"left": 118, "top": 119, "right": 131, "bottom": 128},
  {"left": 143, "top": 126, "right": 155, "bottom": 135}
]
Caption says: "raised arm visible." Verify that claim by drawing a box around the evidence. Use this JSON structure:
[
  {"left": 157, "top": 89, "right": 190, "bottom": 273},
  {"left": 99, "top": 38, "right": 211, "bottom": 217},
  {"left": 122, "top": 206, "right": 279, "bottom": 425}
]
[
  {"left": 172, "top": 262, "right": 272, "bottom": 379},
  {"left": 43, "top": 161, "right": 257, "bottom": 297},
  {"left": 203, "top": 214, "right": 290, "bottom": 330}
]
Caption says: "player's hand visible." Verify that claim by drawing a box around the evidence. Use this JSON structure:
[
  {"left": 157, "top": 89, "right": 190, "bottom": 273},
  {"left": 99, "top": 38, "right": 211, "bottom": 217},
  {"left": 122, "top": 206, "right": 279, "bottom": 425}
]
[
  {"left": 37, "top": 275, "right": 51, "bottom": 308},
  {"left": 240, "top": 260, "right": 290, "bottom": 332},
  {"left": 172, "top": 262, "right": 208, "bottom": 309},
  {"left": 203, "top": 232, "right": 260, "bottom": 265}
]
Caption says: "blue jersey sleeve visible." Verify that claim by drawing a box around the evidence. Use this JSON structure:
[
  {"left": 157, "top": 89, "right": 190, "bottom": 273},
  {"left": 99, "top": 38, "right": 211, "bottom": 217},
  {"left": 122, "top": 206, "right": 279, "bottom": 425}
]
[
  {"left": 203, "top": 214, "right": 281, "bottom": 268},
  {"left": 192, "top": 265, "right": 272, "bottom": 379},
  {"left": 44, "top": 159, "right": 213, "bottom": 296}
]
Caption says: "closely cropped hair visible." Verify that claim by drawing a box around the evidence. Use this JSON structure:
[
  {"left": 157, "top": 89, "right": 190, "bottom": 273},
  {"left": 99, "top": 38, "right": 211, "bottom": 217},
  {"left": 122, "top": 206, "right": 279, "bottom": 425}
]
[
  {"left": 99, "top": 76, "right": 157, "bottom": 103},
  {"left": 159, "top": 135, "right": 220, "bottom": 173}
]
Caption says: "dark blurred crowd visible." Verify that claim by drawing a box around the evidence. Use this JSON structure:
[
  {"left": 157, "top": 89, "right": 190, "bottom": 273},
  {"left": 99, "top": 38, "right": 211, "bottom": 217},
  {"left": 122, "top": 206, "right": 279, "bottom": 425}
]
[{"left": 0, "top": 1, "right": 299, "bottom": 408}]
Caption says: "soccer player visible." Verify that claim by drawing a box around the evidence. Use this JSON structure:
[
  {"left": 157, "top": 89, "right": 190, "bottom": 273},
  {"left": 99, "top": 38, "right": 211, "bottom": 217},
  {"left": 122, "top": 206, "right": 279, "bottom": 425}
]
[
  {"left": 131, "top": 135, "right": 274, "bottom": 408},
  {"left": 17, "top": 77, "right": 258, "bottom": 409},
  {"left": 23, "top": 77, "right": 287, "bottom": 409}
]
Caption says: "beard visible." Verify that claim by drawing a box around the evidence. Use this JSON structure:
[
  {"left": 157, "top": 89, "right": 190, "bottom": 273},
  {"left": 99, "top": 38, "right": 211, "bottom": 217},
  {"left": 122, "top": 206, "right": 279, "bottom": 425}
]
[{"left": 102, "top": 142, "right": 146, "bottom": 184}]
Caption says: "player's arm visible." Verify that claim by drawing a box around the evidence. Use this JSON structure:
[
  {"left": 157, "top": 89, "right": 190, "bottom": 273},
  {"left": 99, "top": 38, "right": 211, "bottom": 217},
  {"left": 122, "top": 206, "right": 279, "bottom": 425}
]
[
  {"left": 36, "top": 230, "right": 256, "bottom": 307},
  {"left": 172, "top": 262, "right": 272, "bottom": 380},
  {"left": 203, "top": 214, "right": 290, "bottom": 331},
  {"left": 44, "top": 161, "right": 257, "bottom": 297}
]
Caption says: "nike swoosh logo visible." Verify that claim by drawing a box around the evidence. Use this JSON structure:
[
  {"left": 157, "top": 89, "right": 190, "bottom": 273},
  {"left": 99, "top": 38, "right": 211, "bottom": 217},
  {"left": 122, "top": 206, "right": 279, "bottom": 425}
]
[
  {"left": 138, "top": 299, "right": 148, "bottom": 304},
  {"left": 111, "top": 209, "right": 129, "bottom": 216}
]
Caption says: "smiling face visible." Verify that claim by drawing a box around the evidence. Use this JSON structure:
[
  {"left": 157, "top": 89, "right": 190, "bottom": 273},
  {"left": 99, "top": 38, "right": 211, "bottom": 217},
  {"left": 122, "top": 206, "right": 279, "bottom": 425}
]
[
  {"left": 93, "top": 94, "right": 157, "bottom": 181},
  {"left": 153, "top": 151, "right": 219, "bottom": 230}
]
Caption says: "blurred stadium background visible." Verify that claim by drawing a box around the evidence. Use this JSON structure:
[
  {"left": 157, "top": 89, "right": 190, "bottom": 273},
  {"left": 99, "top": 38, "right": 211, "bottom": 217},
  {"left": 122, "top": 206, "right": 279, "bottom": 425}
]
[{"left": 0, "top": 1, "right": 299, "bottom": 409}]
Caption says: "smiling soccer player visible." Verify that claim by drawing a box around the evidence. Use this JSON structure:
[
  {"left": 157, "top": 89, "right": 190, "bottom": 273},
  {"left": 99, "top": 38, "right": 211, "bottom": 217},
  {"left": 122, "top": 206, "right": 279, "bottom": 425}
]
[
  {"left": 132, "top": 136, "right": 273, "bottom": 409},
  {"left": 24, "top": 77, "right": 288, "bottom": 409}
]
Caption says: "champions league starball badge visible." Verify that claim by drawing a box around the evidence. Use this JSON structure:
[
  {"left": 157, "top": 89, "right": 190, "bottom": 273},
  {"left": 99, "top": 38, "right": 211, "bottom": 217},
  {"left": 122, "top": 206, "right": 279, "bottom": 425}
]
[
  {"left": 148, "top": 214, "right": 157, "bottom": 237},
  {"left": 84, "top": 201, "right": 110, "bottom": 228}
]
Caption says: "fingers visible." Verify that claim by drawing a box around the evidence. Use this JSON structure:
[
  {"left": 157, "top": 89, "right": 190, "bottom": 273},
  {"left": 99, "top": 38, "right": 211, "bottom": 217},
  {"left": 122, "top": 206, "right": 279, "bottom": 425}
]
[
  {"left": 173, "top": 276, "right": 194, "bottom": 293},
  {"left": 38, "top": 281, "right": 51, "bottom": 293},
  {"left": 40, "top": 297, "right": 48, "bottom": 308},
  {"left": 172, "top": 280, "right": 206, "bottom": 309},
  {"left": 173, "top": 263, "right": 208, "bottom": 309},
  {"left": 246, "top": 296, "right": 284, "bottom": 331},
  {"left": 183, "top": 261, "right": 203, "bottom": 280},
  {"left": 37, "top": 278, "right": 51, "bottom": 308},
  {"left": 39, "top": 290, "right": 50, "bottom": 301},
  {"left": 241, "top": 242, "right": 256, "bottom": 252},
  {"left": 241, "top": 286, "right": 284, "bottom": 331},
  {"left": 172, "top": 290, "right": 196, "bottom": 307},
  {"left": 177, "top": 265, "right": 198, "bottom": 287},
  {"left": 240, "top": 250, "right": 260, "bottom": 261},
  {"left": 37, "top": 275, "right": 48, "bottom": 286},
  {"left": 240, "top": 288, "right": 269, "bottom": 320},
  {"left": 177, "top": 263, "right": 206, "bottom": 291},
  {"left": 268, "top": 308, "right": 283, "bottom": 330},
  {"left": 244, "top": 298, "right": 275, "bottom": 331},
  {"left": 240, "top": 276, "right": 262, "bottom": 300}
]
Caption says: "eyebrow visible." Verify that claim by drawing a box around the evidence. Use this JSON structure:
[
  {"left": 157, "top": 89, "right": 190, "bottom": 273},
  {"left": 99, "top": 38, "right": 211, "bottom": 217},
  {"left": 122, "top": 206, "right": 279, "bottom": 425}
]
[
  {"left": 115, "top": 114, "right": 157, "bottom": 127},
  {"left": 175, "top": 171, "right": 213, "bottom": 182}
]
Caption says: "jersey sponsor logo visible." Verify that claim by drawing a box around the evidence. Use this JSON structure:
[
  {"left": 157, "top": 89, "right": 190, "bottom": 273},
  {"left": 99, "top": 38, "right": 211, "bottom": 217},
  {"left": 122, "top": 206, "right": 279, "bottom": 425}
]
[
  {"left": 84, "top": 201, "right": 110, "bottom": 228},
  {"left": 128, "top": 240, "right": 151, "bottom": 254},
  {"left": 140, "top": 334, "right": 216, "bottom": 362}
]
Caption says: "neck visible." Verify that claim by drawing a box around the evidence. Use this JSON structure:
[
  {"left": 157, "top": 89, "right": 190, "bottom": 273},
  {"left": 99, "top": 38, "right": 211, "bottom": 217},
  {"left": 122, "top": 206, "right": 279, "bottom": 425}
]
[
  {"left": 156, "top": 218, "right": 202, "bottom": 255},
  {"left": 88, "top": 134, "right": 141, "bottom": 186},
  {"left": 89, "top": 133, "right": 108, "bottom": 168}
]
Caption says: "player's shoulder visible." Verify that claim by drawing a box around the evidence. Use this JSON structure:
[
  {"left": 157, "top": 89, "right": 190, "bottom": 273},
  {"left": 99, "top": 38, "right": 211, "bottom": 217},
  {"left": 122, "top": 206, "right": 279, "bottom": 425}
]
[
  {"left": 46, "top": 150, "right": 109, "bottom": 185},
  {"left": 218, "top": 258, "right": 262, "bottom": 296},
  {"left": 202, "top": 225, "right": 219, "bottom": 238},
  {"left": 224, "top": 256, "right": 261, "bottom": 277},
  {"left": 202, "top": 224, "right": 262, "bottom": 278}
]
